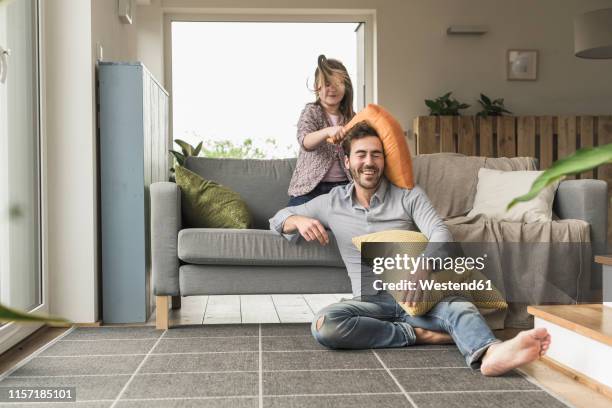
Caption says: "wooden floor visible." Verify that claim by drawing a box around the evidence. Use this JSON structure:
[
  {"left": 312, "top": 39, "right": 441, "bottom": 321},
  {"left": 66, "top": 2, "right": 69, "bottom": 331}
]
[
  {"left": 2, "top": 295, "right": 612, "bottom": 408},
  {"left": 146, "top": 293, "right": 349, "bottom": 326}
]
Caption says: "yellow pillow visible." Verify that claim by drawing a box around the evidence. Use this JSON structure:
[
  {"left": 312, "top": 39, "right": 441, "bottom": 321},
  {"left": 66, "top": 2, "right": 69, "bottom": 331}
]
[
  {"left": 339, "top": 104, "right": 414, "bottom": 189},
  {"left": 352, "top": 230, "right": 507, "bottom": 316}
]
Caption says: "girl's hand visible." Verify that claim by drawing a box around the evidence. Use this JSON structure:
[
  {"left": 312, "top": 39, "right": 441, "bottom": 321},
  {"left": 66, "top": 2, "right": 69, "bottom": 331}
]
[{"left": 327, "top": 126, "right": 346, "bottom": 144}]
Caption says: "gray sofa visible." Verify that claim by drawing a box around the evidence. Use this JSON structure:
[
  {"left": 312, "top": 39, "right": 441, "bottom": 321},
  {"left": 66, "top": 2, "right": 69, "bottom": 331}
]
[{"left": 150, "top": 153, "right": 607, "bottom": 329}]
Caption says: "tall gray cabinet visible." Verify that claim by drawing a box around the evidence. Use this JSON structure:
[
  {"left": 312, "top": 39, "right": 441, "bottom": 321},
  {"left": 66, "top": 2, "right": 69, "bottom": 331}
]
[{"left": 98, "top": 62, "right": 169, "bottom": 323}]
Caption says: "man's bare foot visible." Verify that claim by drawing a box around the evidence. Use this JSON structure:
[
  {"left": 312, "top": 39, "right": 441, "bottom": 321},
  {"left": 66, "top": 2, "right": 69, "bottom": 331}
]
[
  {"left": 414, "top": 327, "right": 454, "bottom": 344},
  {"left": 480, "top": 328, "right": 551, "bottom": 376}
]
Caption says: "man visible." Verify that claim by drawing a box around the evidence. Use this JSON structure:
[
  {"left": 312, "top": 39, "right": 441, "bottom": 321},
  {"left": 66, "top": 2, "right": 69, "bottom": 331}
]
[{"left": 270, "top": 121, "right": 551, "bottom": 376}]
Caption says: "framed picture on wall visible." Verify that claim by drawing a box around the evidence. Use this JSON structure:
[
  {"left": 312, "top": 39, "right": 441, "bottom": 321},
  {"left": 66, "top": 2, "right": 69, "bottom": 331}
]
[{"left": 507, "top": 49, "right": 538, "bottom": 81}]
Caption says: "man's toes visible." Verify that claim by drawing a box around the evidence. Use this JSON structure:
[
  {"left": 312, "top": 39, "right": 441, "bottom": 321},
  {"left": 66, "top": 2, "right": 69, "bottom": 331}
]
[{"left": 532, "top": 327, "right": 548, "bottom": 339}]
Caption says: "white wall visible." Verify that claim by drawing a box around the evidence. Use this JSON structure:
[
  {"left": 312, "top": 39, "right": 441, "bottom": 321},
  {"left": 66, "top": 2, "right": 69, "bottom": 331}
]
[
  {"left": 92, "top": 0, "right": 139, "bottom": 62},
  {"left": 44, "top": 0, "right": 97, "bottom": 322},
  {"left": 135, "top": 0, "right": 165, "bottom": 81}
]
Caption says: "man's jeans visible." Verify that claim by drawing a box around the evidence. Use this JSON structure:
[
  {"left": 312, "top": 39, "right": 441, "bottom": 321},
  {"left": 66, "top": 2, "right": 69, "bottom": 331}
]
[{"left": 311, "top": 291, "right": 500, "bottom": 368}]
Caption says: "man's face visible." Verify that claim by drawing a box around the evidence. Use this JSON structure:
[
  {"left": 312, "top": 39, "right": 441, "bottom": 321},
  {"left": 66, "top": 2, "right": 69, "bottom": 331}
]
[{"left": 344, "top": 136, "right": 385, "bottom": 190}]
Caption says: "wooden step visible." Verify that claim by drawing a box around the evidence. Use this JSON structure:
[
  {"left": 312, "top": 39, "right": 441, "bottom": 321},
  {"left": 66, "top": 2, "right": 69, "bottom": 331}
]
[
  {"left": 528, "top": 304, "right": 612, "bottom": 399},
  {"left": 527, "top": 304, "right": 612, "bottom": 346},
  {"left": 594, "top": 255, "right": 612, "bottom": 266}
]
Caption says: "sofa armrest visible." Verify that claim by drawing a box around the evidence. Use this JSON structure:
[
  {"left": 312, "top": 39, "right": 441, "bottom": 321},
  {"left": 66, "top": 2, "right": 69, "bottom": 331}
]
[
  {"left": 554, "top": 179, "right": 608, "bottom": 249},
  {"left": 151, "top": 182, "right": 181, "bottom": 296}
]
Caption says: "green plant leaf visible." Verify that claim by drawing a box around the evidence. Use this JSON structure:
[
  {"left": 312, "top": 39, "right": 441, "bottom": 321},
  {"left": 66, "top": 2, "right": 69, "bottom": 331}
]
[
  {"left": 427, "top": 92, "right": 469, "bottom": 116},
  {"left": 193, "top": 141, "right": 203, "bottom": 157},
  {"left": 169, "top": 150, "right": 186, "bottom": 165},
  {"left": 0, "top": 303, "right": 69, "bottom": 325},
  {"left": 507, "top": 144, "right": 612, "bottom": 209},
  {"left": 477, "top": 94, "right": 510, "bottom": 117},
  {"left": 175, "top": 139, "right": 193, "bottom": 156}
]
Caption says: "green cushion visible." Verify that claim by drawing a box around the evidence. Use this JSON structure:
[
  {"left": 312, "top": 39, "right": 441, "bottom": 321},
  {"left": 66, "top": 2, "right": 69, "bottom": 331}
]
[{"left": 175, "top": 165, "right": 252, "bottom": 229}]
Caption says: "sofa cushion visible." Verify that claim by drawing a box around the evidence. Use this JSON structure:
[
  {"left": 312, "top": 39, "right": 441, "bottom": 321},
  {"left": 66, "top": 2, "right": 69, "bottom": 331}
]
[
  {"left": 178, "top": 228, "right": 345, "bottom": 267},
  {"left": 413, "top": 153, "right": 537, "bottom": 219},
  {"left": 184, "top": 157, "right": 296, "bottom": 229},
  {"left": 174, "top": 165, "right": 252, "bottom": 228},
  {"left": 468, "top": 168, "right": 559, "bottom": 223}
]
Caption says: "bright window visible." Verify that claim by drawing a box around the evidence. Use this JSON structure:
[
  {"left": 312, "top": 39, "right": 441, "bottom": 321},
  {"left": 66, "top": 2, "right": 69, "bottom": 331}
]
[{"left": 171, "top": 21, "right": 362, "bottom": 158}]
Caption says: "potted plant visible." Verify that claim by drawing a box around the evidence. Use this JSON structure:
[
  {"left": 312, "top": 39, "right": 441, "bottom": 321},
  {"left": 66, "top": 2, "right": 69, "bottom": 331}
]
[
  {"left": 424, "top": 92, "right": 470, "bottom": 116},
  {"left": 476, "top": 93, "right": 512, "bottom": 117},
  {"left": 169, "top": 139, "right": 203, "bottom": 181}
]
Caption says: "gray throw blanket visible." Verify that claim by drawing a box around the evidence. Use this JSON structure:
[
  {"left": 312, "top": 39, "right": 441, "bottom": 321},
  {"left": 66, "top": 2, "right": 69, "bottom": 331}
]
[
  {"left": 413, "top": 153, "right": 592, "bottom": 328},
  {"left": 446, "top": 214, "right": 591, "bottom": 328}
]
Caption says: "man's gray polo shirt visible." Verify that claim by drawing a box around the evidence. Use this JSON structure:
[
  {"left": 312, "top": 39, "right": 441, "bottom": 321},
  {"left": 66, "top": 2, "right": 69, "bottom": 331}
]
[{"left": 269, "top": 178, "right": 454, "bottom": 297}]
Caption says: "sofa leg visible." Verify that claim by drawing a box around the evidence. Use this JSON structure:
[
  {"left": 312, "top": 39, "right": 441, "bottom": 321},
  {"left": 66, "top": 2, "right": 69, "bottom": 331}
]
[
  {"left": 156, "top": 296, "right": 170, "bottom": 330},
  {"left": 171, "top": 295, "right": 181, "bottom": 310}
]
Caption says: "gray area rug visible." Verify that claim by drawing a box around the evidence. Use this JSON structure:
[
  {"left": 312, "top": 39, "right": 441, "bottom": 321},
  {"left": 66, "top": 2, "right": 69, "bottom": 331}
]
[{"left": 0, "top": 324, "right": 569, "bottom": 407}]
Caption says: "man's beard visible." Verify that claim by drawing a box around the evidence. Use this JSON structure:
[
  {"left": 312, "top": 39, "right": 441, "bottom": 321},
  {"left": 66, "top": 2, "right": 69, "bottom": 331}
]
[{"left": 350, "top": 165, "right": 383, "bottom": 190}]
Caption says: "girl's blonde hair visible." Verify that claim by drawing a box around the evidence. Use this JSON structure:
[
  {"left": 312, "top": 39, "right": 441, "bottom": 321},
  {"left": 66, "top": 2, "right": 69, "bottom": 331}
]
[{"left": 313, "top": 54, "right": 355, "bottom": 121}]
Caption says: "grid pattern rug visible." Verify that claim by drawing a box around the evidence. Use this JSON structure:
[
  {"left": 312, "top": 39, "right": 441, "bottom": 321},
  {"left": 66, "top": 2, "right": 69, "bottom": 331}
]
[{"left": 0, "top": 324, "right": 570, "bottom": 407}]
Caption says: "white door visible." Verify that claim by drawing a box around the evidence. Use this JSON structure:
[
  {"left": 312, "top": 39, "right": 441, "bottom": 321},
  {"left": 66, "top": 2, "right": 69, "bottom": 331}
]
[{"left": 0, "top": 0, "right": 47, "bottom": 354}]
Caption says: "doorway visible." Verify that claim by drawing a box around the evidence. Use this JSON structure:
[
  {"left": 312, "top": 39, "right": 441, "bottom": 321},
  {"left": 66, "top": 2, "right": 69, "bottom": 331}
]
[{"left": 0, "top": 0, "right": 46, "bottom": 354}]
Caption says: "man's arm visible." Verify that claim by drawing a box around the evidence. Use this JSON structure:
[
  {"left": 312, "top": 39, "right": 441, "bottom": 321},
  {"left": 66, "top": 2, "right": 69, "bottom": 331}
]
[
  {"left": 269, "top": 193, "right": 331, "bottom": 245},
  {"left": 402, "top": 186, "right": 460, "bottom": 306},
  {"left": 403, "top": 186, "right": 459, "bottom": 261}
]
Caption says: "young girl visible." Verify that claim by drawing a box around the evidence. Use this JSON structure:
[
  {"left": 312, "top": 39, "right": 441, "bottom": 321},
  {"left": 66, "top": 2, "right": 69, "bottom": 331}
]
[{"left": 287, "top": 55, "right": 355, "bottom": 206}]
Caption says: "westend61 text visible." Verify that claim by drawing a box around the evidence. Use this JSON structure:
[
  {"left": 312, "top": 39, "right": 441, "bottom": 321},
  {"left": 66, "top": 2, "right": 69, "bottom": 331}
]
[{"left": 373, "top": 279, "right": 493, "bottom": 291}]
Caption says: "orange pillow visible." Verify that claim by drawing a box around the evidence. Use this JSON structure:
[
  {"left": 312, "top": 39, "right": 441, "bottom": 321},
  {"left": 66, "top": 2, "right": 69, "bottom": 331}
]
[{"left": 340, "top": 104, "right": 414, "bottom": 189}]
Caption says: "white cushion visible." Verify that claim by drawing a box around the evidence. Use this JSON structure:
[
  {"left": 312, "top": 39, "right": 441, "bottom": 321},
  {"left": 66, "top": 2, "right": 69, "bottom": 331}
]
[{"left": 468, "top": 168, "right": 559, "bottom": 223}]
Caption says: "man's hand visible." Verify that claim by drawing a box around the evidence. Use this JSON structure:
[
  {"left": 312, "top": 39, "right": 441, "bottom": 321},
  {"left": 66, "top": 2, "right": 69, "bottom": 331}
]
[
  {"left": 283, "top": 215, "right": 329, "bottom": 245},
  {"left": 402, "top": 264, "right": 432, "bottom": 308}
]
